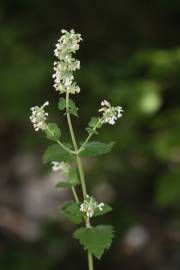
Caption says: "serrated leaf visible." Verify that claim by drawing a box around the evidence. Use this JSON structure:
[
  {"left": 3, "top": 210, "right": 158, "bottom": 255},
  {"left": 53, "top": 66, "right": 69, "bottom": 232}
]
[
  {"left": 80, "top": 141, "right": 115, "bottom": 157},
  {"left": 58, "top": 97, "right": 78, "bottom": 117},
  {"left": 94, "top": 204, "right": 112, "bottom": 217},
  {"left": 55, "top": 168, "right": 80, "bottom": 189},
  {"left": 42, "top": 144, "right": 73, "bottom": 164},
  {"left": 62, "top": 201, "right": 83, "bottom": 224},
  {"left": 45, "top": 123, "right": 61, "bottom": 141},
  {"left": 73, "top": 225, "right": 114, "bottom": 259}
]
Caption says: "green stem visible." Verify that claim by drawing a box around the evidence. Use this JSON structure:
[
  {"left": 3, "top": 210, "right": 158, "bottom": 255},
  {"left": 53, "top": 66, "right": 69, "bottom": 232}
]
[
  {"left": 65, "top": 92, "right": 87, "bottom": 199},
  {"left": 78, "top": 118, "right": 103, "bottom": 154},
  {"left": 65, "top": 91, "right": 94, "bottom": 270},
  {"left": 86, "top": 217, "right": 94, "bottom": 270},
  {"left": 88, "top": 252, "right": 94, "bottom": 270},
  {"left": 76, "top": 155, "right": 87, "bottom": 199},
  {"left": 71, "top": 186, "right": 79, "bottom": 203},
  {"left": 56, "top": 140, "right": 75, "bottom": 154},
  {"left": 46, "top": 126, "right": 75, "bottom": 154}
]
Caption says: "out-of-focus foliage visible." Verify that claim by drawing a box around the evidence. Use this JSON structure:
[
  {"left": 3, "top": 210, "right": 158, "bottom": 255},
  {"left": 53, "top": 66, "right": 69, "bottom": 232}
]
[{"left": 1, "top": 0, "right": 180, "bottom": 269}]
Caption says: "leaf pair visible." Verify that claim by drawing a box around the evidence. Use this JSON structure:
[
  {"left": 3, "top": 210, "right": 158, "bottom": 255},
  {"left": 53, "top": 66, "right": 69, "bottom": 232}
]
[
  {"left": 61, "top": 201, "right": 114, "bottom": 259},
  {"left": 61, "top": 201, "right": 112, "bottom": 225},
  {"left": 58, "top": 97, "right": 78, "bottom": 117},
  {"left": 43, "top": 141, "right": 114, "bottom": 164}
]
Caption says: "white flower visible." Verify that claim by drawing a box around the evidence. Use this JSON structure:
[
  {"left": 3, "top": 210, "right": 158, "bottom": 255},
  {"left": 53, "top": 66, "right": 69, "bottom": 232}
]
[
  {"left": 51, "top": 161, "right": 70, "bottom": 174},
  {"left": 30, "top": 101, "right": 49, "bottom": 131},
  {"left": 80, "top": 195, "right": 104, "bottom": 218},
  {"left": 53, "top": 29, "right": 82, "bottom": 94},
  {"left": 99, "top": 100, "right": 123, "bottom": 125},
  {"left": 98, "top": 202, "right": 104, "bottom": 211}
]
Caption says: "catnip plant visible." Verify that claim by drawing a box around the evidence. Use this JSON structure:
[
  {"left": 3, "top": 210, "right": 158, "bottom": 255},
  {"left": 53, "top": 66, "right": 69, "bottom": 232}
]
[{"left": 30, "top": 29, "right": 123, "bottom": 270}]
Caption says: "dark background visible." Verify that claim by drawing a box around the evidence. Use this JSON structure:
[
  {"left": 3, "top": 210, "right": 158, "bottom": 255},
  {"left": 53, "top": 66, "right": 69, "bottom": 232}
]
[{"left": 1, "top": 1, "right": 180, "bottom": 269}]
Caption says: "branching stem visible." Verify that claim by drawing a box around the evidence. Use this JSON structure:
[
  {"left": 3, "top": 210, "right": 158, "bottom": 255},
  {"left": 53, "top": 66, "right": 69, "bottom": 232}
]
[
  {"left": 65, "top": 91, "right": 94, "bottom": 270},
  {"left": 65, "top": 92, "right": 87, "bottom": 199},
  {"left": 56, "top": 140, "right": 75, "bottom": 154},
  {"left": 78, "top": 118, "right": 103, "bottom": 154},
  {"left": 46, "top": 126, "right": 75, "bottom": 154}
]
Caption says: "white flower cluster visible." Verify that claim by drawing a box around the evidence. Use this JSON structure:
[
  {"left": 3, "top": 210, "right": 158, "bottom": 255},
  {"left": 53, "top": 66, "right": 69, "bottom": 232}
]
[
  {"left": 80, "top": 195, "right": 104, "bottom": 218},
  {"left": 53, "top": 29, "right": 82, "bottom": 94},
  {"left": 99, "top": 100, "right": 123, "bottom": 125},
  {"left": 51, "top": 161, "right": 70, "bottom": 174},
  {"left": 30, "top": 101, "right": 49, "bottom": 131}
]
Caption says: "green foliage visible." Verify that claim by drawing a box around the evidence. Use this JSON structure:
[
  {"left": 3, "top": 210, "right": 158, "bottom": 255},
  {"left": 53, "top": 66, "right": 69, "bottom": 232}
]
[
  {"left": 94, "top": 204, "right": 112, "bottom": 217},
  {"left": 73, "top": 225, "right": 114, "bottom": 259},
  {"left": 58, "top": 97, "right": 78, "bottom": 117},
  {"left": 153, "top": 127, "right": 180, "bottom": 161},
  {"left": 138, "top": 84, "right": 161, "bottom": 114},
  {"left": 55, "top": 181, "right": 73, "bottom": 188},
  {"left": 45, "top": 123, "right": 61, "bottom": 141},
  {"left": 62, "top": 201, "right": 83, "bottom": 224},
  {"left": 155, "top": 169, "right": 180, "bottom": 207},
  {"left": 58, "top": 98, "right": 66, "bottom": 110},
  {"left": 4, "top": 1, "right": 180, "bottom": 269},
  {"left": 80, "top": 141, "right": 114, "bottom": 157},
  {"left": 42, "top": 144, "right": 73, "bottom": 164},
  {"left": 55, "top": 168, "right": 80, "bottom": 188},
  {"left": 86, "top": 117, "right": 102, "bottom": 134}
]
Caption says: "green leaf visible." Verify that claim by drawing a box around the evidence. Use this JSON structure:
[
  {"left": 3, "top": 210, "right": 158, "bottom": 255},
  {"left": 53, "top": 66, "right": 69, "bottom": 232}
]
[
  {"left": 58, "top": 97, "right": 78, "bottom": 117},
  {"left": 58, "top": 97, "right": 66, "bottom": 110},
  {"left": 86, "top": 127, "right": 96, "bottom": 134},
  {"left": 89, "top": 117, "right": 99, "bottom": 127},
  {"left": 68, "top": 99, "right": 78, "bottom": 117},
  {"left": 94, "top": 204, "right": 112, "bottom": 217},
  {"left": 73, "top": 225, "right": 114, "bottom": 259},
  {"left": 62, "top": 201, "right": 83, "bottom": 224},
  {"left": 55, "top": 168, "right": 80, "bottom": 189},
  {"left": 45, "top": 123, "right": 61, "bottom": 141},
  {"left": 42, "top": 144, "right": 73, "bottom": 164},
  {"left": 55, "top": 181, "right": 73, "bottom": 188},
  {"left": 86, "top": 117, "right": 102, "bottom": 134},
  {"left": 80, "top": 141, "right": 115, "bottom": 157},
  {"left": 68, "top": 168, "right": 80, "bottom": 185}
]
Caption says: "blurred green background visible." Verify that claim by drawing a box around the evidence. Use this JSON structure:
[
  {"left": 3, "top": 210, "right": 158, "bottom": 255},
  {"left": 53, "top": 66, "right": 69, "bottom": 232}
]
[{"left": 1, "top": 0, "right": 180, "bottom": 269}]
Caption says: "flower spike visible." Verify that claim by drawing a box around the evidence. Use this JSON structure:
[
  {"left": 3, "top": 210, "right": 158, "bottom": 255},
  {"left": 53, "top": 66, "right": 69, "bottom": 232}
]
[
  {"left": 53, "top": 29, "right": 82, "bottom": 94},
  {"left": 99, "top": 100, "right": 123, "bottom": 125},
  {"left": 30, "top": 101, "right": 49, "bottom": 131}
]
